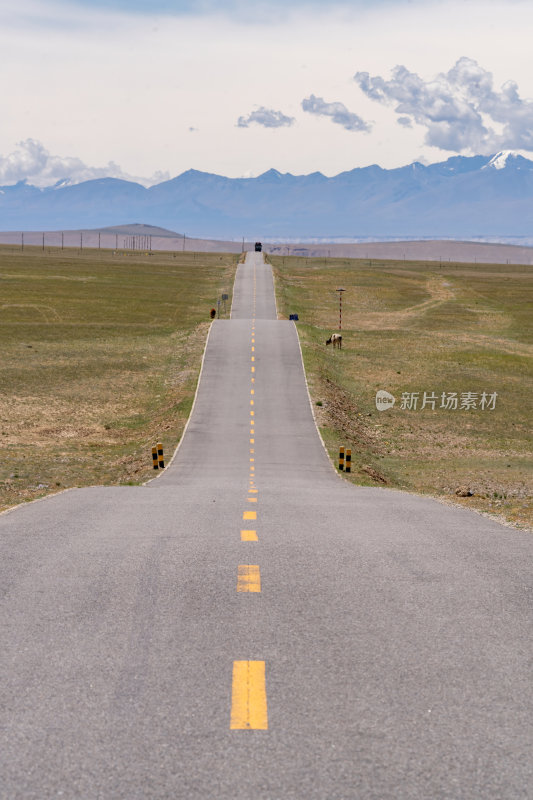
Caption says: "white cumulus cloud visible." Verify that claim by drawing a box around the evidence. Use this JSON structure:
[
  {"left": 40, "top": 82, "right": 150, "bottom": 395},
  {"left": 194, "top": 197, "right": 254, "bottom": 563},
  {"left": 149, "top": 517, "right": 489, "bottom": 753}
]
[
  {"left": 354, "top": 57, "right": 533, "bottom": 154},
  {"left": 0, "top": 139, "right": 169, "bottom": 187},
  {"left": 301, "top": 94, "right": 371, "bottom": 132},
  {"left": 236, "top": 107, "right": 295, "bottom": 128}
]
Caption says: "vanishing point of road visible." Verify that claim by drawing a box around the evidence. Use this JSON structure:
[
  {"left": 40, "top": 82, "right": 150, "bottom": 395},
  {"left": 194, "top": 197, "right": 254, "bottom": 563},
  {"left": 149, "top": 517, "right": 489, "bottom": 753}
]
[{"left": 1, "top": 252, "right": 532, "bottom": 798}]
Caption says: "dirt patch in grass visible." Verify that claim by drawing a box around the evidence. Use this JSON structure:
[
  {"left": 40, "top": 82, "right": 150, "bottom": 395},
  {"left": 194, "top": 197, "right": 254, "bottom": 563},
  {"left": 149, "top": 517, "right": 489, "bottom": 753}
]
[
  {"left": 271, "top": 254, "right": 533, "bottom": 530},
  {"left": 0, "top": 246, "right": 237, "bottom": 512}
]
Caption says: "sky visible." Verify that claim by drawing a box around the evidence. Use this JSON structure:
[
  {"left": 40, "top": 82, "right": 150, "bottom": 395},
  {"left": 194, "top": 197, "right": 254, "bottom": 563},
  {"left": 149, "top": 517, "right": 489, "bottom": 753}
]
[{"left": 1, "top": 0, "right": 533, "bottom": 185}]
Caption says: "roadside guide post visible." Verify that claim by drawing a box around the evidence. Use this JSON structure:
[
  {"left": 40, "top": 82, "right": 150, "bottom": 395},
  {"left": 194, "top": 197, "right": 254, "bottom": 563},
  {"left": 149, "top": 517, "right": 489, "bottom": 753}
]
[
  {"left": 345, "top": 448, "right": 352, "bottom": 473},
  {"left": 336, "top": 287, "right": 345, "bottom": 331}
]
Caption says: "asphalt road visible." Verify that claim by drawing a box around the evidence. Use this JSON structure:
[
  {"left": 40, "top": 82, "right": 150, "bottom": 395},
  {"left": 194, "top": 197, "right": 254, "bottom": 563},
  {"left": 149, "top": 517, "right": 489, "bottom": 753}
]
[{"left": 1, "top": 251, "right": 532, "bottom": 799}]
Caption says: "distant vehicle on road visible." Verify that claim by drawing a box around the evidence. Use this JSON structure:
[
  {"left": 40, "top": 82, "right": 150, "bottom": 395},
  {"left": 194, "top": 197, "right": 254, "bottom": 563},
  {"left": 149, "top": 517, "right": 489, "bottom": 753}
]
[{"left": 255, "top": 242, "right": 262, "bottom": 252}]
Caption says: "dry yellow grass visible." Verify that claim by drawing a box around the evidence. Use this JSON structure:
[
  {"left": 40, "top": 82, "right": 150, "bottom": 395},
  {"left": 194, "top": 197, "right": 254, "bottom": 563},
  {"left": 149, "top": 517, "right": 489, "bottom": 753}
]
[
  {"left": 271, "top": 254, "right": 532, "bottom": 530},
  {"left": 0, "top": 245, "right": 238, "bottom": 512}
]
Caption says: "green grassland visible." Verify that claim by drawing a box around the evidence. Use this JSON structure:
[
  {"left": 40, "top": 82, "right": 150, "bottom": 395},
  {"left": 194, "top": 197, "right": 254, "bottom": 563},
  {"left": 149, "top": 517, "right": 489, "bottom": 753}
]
[
  {"left": 0, "top": 245, "right": 238, "bottom": 512},
  {"left": 270, "top": 255, "right": 533, "bottom": 530}
]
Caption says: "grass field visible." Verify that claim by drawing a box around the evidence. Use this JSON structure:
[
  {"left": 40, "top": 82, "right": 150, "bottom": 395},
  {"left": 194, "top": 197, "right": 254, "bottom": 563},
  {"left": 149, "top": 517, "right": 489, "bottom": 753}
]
[
  {"left": 270, "top": 254, "right": 533, "bottom": 530},
  {"left": 0, "top": 245, "right": 238, "bottom": 513}
]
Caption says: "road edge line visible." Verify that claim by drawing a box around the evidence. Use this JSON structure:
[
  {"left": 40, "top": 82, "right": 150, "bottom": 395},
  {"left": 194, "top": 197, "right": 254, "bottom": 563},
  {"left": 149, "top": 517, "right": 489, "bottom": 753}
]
[
  {"left": 229, "top": 265, "right": 239, "bottom": 319},
  {"left": 291, "top": 320, "right": 344, "bottom": 481},
  {"left": 0, "top": 486, "right": 80, "bottom": 518},
  {"left": 143, "top": 319, "right": 215, "bottom": 484},
  {"left": 266, "top": 253, "right": 280, "bottom": 319}
]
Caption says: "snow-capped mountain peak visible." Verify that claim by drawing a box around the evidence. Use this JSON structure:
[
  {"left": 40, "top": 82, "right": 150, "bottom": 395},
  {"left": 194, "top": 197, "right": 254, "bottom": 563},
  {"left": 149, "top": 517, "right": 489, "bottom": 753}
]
[
  {"left": 52, "top": 178, "right": 73, "bottom": 189},
  {"left": 483, "top": 151, "right": 532, "bottom": 170},
  {"left": 488, "top": 151, "right": 515, "bottom": 169}
]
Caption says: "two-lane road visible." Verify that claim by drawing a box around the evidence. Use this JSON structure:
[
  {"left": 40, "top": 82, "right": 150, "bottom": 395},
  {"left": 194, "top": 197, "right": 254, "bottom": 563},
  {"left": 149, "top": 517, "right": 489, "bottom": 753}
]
[{"left": 1, "top": 251, "right": 532, "bottom": 798}]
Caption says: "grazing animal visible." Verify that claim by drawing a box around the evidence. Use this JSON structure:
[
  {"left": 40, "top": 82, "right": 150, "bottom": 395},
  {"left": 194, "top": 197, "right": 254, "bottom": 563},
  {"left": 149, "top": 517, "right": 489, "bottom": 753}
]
[{"left": 326, "top": 333, "right": 342, "bottom": 349}]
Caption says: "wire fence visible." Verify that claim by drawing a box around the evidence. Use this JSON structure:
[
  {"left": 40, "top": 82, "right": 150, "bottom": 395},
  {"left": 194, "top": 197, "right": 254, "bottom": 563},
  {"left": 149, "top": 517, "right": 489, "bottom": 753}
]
[{"left": 0, "top": 230, "right": 532, "bottom": 264}]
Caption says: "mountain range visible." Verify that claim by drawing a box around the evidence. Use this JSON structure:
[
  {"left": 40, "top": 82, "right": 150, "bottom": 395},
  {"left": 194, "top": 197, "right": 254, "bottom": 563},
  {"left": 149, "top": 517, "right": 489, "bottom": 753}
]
[{"left": 1, "top": 151, "right": 532, "bottom": 239}]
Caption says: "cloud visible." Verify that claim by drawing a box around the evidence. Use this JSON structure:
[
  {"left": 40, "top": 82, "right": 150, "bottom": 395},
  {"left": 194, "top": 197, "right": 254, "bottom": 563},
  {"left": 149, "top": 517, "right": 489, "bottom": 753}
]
[
  {"left": 60, "top": 0, "right": 396, "bottom": 19},
  {"left": 237, "top": 107, "right": 295, "bottom": 128},
  {"left": 354, "top": 57, "right": 533, "bottom": 153},
  {"left": 301, "top": 94, "right": 371, "bottom": 132},
  {"left": 0, "top": 139, "right": 169, "bottom": 187}
]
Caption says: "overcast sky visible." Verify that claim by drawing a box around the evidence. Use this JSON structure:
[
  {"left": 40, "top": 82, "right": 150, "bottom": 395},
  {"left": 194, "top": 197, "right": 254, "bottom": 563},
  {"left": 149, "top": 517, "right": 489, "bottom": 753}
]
[{"left": 1, "top": 0, "right": 532, "bottom": 185}]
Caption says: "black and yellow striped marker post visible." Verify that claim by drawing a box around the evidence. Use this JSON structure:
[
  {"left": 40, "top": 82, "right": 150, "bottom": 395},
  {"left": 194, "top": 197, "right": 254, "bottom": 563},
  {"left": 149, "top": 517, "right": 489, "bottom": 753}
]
[
  {"left": 157, "top": 442, "right": 165, "bottom": 469},
  {"left": 345, "top": 448, "right": 352, "bottom": 473},
  {"left": 338, "top": 446, "right": 345, "bottom": 471},
  {"left": 152, "top": 446, "right": 158, "bottom": 470}
]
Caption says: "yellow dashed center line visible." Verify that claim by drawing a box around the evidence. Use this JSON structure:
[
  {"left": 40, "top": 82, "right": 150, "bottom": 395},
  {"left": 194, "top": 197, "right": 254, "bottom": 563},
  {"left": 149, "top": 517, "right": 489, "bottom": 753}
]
[
  {"left": 230, "top": 661, "right": 268, "bottom": 729},
  {"left": 237, "top": 565, "right": 261, "bottom": 593},
  {"left": 241, "top": 530, "right": 258, "bottom": 542},
  {"left": 243, "top": 509, "right": 256, "bottom": 520}
]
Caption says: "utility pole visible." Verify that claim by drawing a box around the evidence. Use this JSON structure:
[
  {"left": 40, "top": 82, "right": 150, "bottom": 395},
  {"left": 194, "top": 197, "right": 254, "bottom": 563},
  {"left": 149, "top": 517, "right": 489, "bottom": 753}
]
[
  {"left": 61, "top": 232, "right": 64, "bottom": 250},
  {"left": 98, "top": 232, "right": 101, "bottom": 250},
  {"left": 336, "top": 287, "right": 346, "bottom": 331},
  {"left": 42, "top": 232, "right": 45, "bottom": 251},
  {"left": 21, "top": 232, "right": 24, "bottom": 252}
]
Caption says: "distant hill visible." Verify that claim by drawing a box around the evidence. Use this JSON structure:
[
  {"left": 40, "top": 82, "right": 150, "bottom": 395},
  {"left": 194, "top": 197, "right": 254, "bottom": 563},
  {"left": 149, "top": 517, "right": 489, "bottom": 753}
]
[
  {"left": 1, "top": 151, "right": 533, "bottom": 239},
  {"left": 96, "top": 224, "right": 182, "bottom": 237}
]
